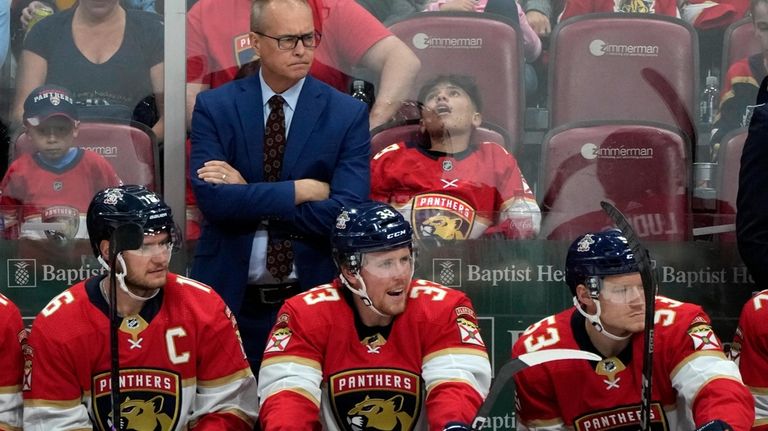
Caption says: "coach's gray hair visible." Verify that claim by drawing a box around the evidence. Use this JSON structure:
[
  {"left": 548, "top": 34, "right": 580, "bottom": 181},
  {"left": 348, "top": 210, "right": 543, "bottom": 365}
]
[{"left": 250, "top": 0, "right": 311, "bottom": 32}]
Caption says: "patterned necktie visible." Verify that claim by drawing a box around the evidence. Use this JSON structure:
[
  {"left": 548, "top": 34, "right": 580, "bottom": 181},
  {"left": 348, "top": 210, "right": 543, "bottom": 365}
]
[{"left": 264, "top": 95, "right": 294, "bottom": 280}]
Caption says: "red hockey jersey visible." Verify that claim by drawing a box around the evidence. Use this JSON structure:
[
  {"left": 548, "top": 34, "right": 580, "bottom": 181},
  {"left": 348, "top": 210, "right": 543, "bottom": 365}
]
[
  {"left": 513, "top": 296, "right": 753, "bottom": 430},
  {"left": 23, "top": 274, "right": 258, "bottom": 431},
  {"left": 0, "top": 294, "right": 24, "bottom": 431},
  {"left": 258, "top": 279, "right": 492, "bottom": 430},
  {"left": 731, "top": 289, "right": 768, "bottom": 430},
  {"left": 371, "top": 141, "right": 540, "bottom": 240},
  {"left": 0, "top": 149, "right": 121, "bottom": 239}
]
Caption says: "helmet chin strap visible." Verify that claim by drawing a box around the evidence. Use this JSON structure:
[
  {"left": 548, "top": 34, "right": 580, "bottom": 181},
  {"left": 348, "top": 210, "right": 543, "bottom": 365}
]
[
  {"left": 340, "top": 272, "right": 388, "bottom": 317},
  {"left": 98, "top": 255, "right": 160, "bottom": 303},
  {"left": 573, "top": 296, "right": 630, "bottom": 341}
]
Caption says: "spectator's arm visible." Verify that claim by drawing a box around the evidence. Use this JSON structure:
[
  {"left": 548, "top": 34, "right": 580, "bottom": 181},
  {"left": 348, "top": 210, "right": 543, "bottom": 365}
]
[
  {"left": 11, "top": 49, "right": 46, "bottom": 126},
  {"left": 149, "top": 61, "right": 164, "bottom": 139},
  {"left": 518, "top": 2, "right": 542, "bottom": 61},
  {"left": 186, "top": 82, "right": 209, "bottom": 130},
  {"left": 359, "top": 35, "right": 420, "bottom": 129}
]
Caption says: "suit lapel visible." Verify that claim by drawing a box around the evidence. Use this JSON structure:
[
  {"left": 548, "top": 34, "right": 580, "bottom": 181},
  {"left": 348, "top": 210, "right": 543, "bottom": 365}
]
[
  {"left": 282, "top": 77, "right": 327, "bottom": 178},
  {"left": 235, "top": 75, "right": 265, "bottom": 181}
]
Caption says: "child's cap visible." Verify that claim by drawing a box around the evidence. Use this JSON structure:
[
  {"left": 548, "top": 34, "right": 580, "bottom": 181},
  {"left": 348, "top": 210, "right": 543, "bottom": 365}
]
[{"left": 23, "top": 85, "right": 79, "bottom": 126}]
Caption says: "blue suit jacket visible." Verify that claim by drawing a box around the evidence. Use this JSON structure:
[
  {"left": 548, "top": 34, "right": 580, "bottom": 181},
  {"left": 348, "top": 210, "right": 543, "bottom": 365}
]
[{"left": 189, "top": 74, "right": 371, "bottom": 314}]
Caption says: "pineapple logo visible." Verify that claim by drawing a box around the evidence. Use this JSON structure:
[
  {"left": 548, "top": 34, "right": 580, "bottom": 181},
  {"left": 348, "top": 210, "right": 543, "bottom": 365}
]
[
  {"left": 8, "top": 259, "right": 37, "bottom": 288},
  {"left": 432, "top": 258, "right": 461, "bottom": 287}
]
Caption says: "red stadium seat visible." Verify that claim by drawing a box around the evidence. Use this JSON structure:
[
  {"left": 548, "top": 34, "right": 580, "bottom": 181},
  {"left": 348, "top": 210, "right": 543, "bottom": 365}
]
[
  {"left": 721, "top": 17, "right": 761, "bottom": 81},
  {"left": 387, "top": 12, "right": 525, "bottom": 149},
  {"left": 539, "top": 121, "right": 692, "bottom": 241},
  {"left": 548, "top": 14, "right": 698, "bottom": 133},
  {"left": 14, "top": 119, "right": 160, "bottom": 191},
  {"left": 370, "top": 120, "right": 510, "bottom": 156}
]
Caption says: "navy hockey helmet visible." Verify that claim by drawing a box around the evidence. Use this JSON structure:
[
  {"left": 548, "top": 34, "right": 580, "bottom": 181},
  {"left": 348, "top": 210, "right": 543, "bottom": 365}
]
[
  {"left": 86, "top": 185, "right": 176, "bottom": 258},
  {"left": 331, "top": 202, "right": 413, "bottom": 272},
  {"left": 565, "top": 229, "right": 639, "bottom": 296}
]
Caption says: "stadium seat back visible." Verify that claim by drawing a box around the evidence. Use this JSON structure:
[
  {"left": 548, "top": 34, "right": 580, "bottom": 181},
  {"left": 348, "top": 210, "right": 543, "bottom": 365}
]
[
  {"left": 15, "top": 119, "right": 160, "bottom": 191},
  {"left": 721, "top": 17, "right": 761, "bottom": 80},
  {"left": 548, "top": 13, "right": 698, "bottom": 131},
  {"left": 388, "top": 12, "right": 525, "bottom": 149},
  {"left": 539, "top": 121, "right": 691, "bottom": 240}
]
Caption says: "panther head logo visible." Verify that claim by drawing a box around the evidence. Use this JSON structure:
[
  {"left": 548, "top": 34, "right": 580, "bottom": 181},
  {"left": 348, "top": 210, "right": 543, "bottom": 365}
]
[
  {"left": 346, "top": 395, "right": 414, "bottom": 431},
  {"left": 420, "top": 215, "right": 465, "bottom": 240},
  {"left": 111, "top": 396, "right": 173, "bottom": 431}
]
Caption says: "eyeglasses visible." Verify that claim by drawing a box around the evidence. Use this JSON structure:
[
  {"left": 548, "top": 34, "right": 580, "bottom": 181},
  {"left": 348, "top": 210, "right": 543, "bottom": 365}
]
[{"left": 254, "top": 31, "right": 321, "bottom": 50}]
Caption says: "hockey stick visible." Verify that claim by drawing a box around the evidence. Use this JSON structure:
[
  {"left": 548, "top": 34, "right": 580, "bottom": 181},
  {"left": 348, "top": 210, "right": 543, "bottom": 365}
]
[
  {"left": 600, "top": 201, "right": 659, "bottom": 431},
  {"left": 470, "top": 348, "right": 602, "bottom": 430},
  {"left": 107, "top": 223, "right": 144, "bottom": 431}
]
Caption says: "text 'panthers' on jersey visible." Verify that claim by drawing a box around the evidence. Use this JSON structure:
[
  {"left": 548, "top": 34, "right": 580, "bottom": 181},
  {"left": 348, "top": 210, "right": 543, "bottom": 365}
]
[
  {"left": 371, "top": 140, "right": 539, "bottom": 240},
  {"left": 23, "top": 273, "right": 258, "bottom": 431},
  {"left": 258, "top": 278, "right": 491, "bottom": 430},
  {"left": 512, "top": 296, "right": 753, "bottom": 431}
]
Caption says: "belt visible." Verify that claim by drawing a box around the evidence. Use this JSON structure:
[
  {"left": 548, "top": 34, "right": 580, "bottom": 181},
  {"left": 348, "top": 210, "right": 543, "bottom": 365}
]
[{"left": 246, "top": 282, "right": 300, "bottom": 305}]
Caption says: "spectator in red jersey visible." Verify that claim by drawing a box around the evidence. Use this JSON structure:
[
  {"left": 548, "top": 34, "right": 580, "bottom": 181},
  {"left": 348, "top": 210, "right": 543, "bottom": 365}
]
[
  {"left": 0, "top": 85, "right": 122, "bottom": 240},
  {"left": 186, "top": 0, "right": 420, "bottom": 130},
  {"left": 371, "top": 74, "right": 541, "bottom": 240},
  {"left": 711, "top": 0, "right": 768, "bottom": 159}
]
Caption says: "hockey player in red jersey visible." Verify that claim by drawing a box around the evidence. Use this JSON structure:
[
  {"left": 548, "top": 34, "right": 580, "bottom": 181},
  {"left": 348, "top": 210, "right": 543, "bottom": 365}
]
[
  {"left": 258, "top": 201, "right": 492, "bottom": 430},
  {"left": 371, "top": 74, "right": 540, "bottom": 241},
  {"left": 0, "top": 293, "right": 24, "bottom": 431},
  {"left": 730, "top": 290, "right": 768, "bottom": 429},
  {"left": 23, "top": 185, "right": 258, "bottom": 430},
  {"left": 513, "top": 229, "right": 753, "bottom": 431},
  {"left": 0, "top": 85, "right": 121, "bottom": 240}
]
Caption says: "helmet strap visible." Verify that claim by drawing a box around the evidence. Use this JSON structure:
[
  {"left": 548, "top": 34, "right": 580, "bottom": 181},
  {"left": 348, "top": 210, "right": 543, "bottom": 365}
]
[
  {"left": 573, "top": 296, "right": 630, "bottom": 341},
  {"left": 339, "top": 269, "right": 388, "bottom": 318},
  {"left": 98, "top": 254, "right": 160, "bottom": 303}
]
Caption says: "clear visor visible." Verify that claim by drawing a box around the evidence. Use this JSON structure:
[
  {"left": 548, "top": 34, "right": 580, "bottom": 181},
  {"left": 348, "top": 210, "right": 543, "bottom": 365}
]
[
  {"left": 359, "top": 251, "right": 415, "bottom": 279},
  {"left": 122, "top": 231, "right": 176, "bottom": 258},
  {"left": 599, "top": 283, "right": 644, "bottom": 304}
]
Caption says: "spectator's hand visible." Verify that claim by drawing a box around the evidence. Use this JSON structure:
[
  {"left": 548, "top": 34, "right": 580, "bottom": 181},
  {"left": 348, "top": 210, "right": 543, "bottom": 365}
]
[
  {"left": 525, "top": 10, "right": 551, "bottom": 37},
  {"left": 439, "top": 0, "right": 476, "bottom": 11},
  {"left": 197, "top": 160, "right": 246, "bottom": 185},
  {"left": 294, "top": 179, "right": 330, "bottom": 204},
  {"left": 444, "top": 422, "right": 473, "bottom": 431},
  {"left": 21, "top": 1, "right": 49, "bottom": 29},
  {"left": 695, "top": 420, "right": 733, "bottom": 431}
]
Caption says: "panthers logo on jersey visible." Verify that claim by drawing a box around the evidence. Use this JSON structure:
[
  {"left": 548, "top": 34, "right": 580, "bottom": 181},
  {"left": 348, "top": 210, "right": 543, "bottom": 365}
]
[
  {"left": 329, "top": 369, "right": 422, "bottom": 431},
  {"left": 411, "top": 193, "right": 475, "bottom": 241},
  {"left": 92, "top": 368, "right": 180, "bottom": 431}
]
